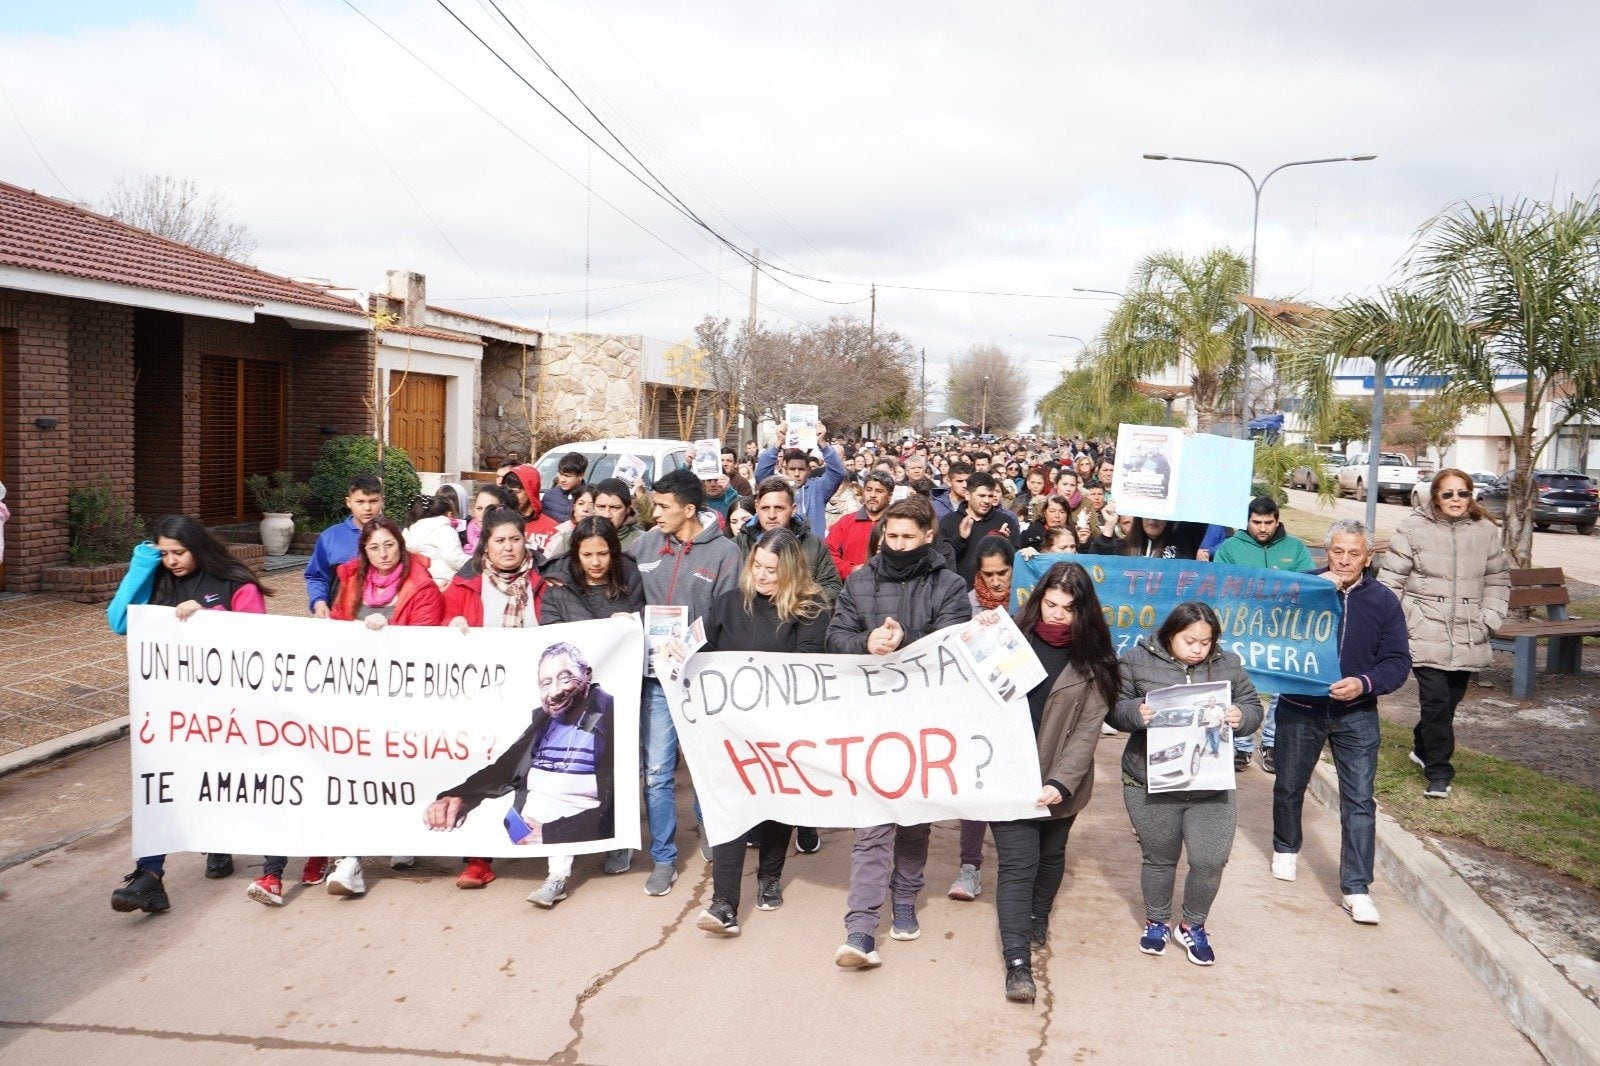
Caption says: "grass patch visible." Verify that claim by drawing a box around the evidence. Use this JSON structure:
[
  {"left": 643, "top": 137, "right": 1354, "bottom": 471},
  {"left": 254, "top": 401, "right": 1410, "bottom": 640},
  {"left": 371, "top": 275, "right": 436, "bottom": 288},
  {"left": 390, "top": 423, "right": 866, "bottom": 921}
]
[
  {"left": 1373, "top": 719, "right": 1600, "bottom": 891},
  {"left": 1564, "top": 596, "right": 1600, "bottom": 646},
  {"left": 1279, "top": 506, "right": 1335, "bottom": 548}
]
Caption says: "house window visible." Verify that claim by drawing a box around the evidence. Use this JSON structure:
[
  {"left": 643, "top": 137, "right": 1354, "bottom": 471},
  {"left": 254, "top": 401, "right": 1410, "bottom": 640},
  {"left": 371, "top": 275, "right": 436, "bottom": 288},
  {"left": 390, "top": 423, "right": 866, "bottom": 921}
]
[{"left": 200, "top": 356, "right": 286, "bottom": 524}]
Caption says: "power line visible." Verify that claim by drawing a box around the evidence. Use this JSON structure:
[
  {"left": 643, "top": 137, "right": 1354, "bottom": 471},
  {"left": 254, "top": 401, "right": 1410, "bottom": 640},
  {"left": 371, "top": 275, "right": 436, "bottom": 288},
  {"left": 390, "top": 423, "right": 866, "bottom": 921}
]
[{"left": 0, "top": 74, "right": 79, "bottom": 202}]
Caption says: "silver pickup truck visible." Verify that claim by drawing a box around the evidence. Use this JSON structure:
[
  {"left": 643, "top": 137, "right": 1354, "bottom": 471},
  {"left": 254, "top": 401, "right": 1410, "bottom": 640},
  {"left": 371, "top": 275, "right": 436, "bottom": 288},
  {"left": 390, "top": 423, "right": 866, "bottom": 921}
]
[{"left": 1336, "top": 453, "right": 1420, "bottom": 503}]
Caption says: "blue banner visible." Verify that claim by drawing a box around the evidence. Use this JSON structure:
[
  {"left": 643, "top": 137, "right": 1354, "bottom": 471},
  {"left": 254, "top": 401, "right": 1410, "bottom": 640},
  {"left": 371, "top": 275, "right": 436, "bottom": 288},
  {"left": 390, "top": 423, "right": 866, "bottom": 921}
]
[{"left": 1010, "top": 554, "right": 1344, "bottom": 696}]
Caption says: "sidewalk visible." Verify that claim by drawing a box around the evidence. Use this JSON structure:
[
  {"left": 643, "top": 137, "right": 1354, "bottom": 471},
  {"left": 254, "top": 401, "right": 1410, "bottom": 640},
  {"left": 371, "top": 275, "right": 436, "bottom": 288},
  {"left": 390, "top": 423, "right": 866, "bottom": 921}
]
[{"left": 0, "top": 571, "right": 306, "bottom": 760}]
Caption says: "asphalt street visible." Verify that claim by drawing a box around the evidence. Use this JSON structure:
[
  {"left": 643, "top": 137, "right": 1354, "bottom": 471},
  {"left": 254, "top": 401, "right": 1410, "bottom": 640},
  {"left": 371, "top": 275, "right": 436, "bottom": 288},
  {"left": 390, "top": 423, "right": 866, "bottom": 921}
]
[{"left": 0, "top": 736, "right": 1538, "bottom": 1064}]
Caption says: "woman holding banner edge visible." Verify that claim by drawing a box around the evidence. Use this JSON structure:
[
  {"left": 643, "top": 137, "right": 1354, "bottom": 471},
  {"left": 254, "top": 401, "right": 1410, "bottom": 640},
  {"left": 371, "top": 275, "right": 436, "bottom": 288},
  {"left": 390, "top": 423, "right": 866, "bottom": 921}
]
[
  {"left": 988, "top": 561, "right": 1118, "bottom": 1003},
  {"left": 692, "top": 527, "right": 831, "bottom": 937},
  {"left": 110, "top": 516, "right": 273, "bottom": 915}
]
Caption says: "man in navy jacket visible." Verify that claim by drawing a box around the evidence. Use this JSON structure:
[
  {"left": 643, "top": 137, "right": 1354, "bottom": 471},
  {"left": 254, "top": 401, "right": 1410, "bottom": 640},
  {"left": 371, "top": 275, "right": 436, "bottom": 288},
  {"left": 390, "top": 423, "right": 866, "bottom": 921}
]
[{"left": 1271, "top": 519, "right": 1411, "bottom": 927}]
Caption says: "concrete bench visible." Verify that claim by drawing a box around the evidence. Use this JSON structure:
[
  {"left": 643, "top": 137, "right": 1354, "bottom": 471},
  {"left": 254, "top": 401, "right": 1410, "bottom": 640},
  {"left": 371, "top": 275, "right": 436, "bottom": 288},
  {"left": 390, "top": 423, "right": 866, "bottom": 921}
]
[{"left": 1491, "top": 567, "right": 1600, "bottom": 699}]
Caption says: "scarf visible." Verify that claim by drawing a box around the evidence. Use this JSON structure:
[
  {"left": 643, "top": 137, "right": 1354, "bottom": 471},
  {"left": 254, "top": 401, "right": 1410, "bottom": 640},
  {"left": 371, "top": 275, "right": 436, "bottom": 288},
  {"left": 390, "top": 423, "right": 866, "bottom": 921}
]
[
  {"left": 973, "top": 577, "right": 1010, "bottom": 611},
  {"left": 877, "top": 542, "right": 932, "bottom": 582},
  {"left": 363, "top": 562, "right": 405, "bottom": 608},
  {"left": 486, "top": 556, "right": 535, "bottom": 628},
  {"left": 1034, "top": 621, "right": 1073, "bottom": 647}
]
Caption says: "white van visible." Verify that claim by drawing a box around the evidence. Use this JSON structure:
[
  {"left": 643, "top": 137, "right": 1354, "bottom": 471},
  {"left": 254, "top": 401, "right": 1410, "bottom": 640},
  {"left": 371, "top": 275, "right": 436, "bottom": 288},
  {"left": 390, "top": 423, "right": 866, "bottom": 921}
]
[{"left": 534, "top": 438, "right": 692, "bottom": 491}]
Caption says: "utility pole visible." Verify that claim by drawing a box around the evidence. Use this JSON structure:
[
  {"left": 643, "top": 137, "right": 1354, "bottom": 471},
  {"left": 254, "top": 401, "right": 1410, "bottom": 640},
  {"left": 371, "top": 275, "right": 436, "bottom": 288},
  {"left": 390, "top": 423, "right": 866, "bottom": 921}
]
[
  {"left": 919, "top": 347, "right": 927, "bottom": 435},
  {"left": 869, "top": 283, "right": 877, "bottom": 350},
  {"left": 736, "top": 247, "right": 758, "bottom": 448}
]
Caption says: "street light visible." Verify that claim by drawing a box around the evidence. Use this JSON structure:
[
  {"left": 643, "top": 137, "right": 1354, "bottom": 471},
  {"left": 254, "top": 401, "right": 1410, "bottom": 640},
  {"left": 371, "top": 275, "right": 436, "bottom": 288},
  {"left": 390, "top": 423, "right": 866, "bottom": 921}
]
[{"left": 1142, "top": 152, "right": 1376, "bottom": 426}]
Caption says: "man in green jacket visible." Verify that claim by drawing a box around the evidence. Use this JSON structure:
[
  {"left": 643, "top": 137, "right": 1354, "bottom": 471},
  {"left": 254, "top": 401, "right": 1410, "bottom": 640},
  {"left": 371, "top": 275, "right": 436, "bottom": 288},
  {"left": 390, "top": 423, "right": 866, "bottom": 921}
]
[{"left": 1212, "top": 496, "right": 1314, "bottom": 772}]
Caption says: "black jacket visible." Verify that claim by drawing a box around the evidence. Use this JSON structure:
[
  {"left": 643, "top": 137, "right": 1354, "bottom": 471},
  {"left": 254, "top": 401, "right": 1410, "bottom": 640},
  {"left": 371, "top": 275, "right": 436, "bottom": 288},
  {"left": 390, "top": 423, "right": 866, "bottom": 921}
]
[
  {"left": 541, "top": 555, "right": 646, "bottom": 623},
  {"left": 735, "top": 516, "right": 844, "bottom": 605},
  {"left": 937, "top": 504, "right": 1021, "bottom": 582},
  {"left": 825, "top": 551, "right": 972, "bottom": 653},
  {"left": 703, "top": 588, "right": 830, "bottom": 655}
]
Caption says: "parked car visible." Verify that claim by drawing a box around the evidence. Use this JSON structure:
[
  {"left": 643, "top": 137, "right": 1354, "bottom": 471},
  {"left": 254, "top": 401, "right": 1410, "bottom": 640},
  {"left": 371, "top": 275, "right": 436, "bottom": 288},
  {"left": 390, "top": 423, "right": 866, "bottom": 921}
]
[
  {"left": 534, "top": 437, "right": 691, "bottom": 492},
  {"left": 1336, "top": 452, "right": 1421, "bottom": 503},
  {"left": 1410, "top": 469, "right": 1499, "bottom": 508},
  {"left": 1478, "top": 470, "right": 1599, "bottom": 534},
  {"left": 1290, "top": 454, "right": 1344, "bottom": 491}
]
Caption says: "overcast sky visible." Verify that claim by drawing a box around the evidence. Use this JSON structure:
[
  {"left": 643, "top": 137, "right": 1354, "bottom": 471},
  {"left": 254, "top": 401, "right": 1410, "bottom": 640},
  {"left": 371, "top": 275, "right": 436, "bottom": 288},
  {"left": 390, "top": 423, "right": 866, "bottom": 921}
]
[{"left": 3, "top": 0, "right": 1597, "bottom": 417}]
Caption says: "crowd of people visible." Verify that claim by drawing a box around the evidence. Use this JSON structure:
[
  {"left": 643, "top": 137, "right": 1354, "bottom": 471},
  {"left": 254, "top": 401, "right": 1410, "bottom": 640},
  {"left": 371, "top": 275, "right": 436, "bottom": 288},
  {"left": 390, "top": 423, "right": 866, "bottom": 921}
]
[{"left": 106, "top": 426, "right": 1513, "bottom": 1004}]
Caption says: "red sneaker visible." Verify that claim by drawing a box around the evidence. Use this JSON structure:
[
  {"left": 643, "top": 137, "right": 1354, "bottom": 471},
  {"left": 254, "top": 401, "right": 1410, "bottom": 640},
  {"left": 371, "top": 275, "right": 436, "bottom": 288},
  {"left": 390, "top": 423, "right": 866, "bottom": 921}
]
[
  {"left": 300, "top": 857, "right": 329, "bottom": 886},
  {"left": 247, "top": 873, "right": 284, "bottom": 907},
  {"left": 456, "top": 857, "right": 496, "bottom": 889}
]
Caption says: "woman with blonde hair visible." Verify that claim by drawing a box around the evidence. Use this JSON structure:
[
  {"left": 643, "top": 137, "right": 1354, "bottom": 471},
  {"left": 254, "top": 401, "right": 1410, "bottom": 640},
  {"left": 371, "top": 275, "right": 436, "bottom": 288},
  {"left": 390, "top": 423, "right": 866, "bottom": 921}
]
[{"left": 692, "top": 527, "right": 831, "bottom": 937}]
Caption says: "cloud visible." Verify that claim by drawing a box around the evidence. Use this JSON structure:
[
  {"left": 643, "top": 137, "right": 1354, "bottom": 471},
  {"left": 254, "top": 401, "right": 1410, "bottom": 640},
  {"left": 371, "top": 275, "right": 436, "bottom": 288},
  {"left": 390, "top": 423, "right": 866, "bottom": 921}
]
[{"left": 2, "top": 0, "right": 1598, "bottom": 419}]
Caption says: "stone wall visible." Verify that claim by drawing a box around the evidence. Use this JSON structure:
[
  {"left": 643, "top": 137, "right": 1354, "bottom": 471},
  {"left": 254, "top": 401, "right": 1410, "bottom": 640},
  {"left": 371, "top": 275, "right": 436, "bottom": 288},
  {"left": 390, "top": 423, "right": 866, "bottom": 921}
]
[{"left": 478, "top": 332, "right": 641, "bottom": 464}]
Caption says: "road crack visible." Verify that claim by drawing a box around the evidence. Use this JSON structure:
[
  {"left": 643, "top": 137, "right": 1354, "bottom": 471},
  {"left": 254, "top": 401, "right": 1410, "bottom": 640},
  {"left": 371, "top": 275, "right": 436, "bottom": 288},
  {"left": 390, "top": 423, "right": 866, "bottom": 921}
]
[
  {"left": 550, "top": 863, "right": 710, "bottom": 1065},
  {"left": 1028, "top": 943, "right": 1054, "bottom": 1066}
]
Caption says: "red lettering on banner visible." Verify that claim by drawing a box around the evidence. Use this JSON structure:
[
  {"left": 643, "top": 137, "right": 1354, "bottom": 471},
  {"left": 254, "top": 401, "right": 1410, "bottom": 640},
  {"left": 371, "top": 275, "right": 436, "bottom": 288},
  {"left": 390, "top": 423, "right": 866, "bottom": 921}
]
[
  {"left": 919, "top": 728, "right": 958, "bottom": 797},
  {"left": 724, "top": 739, "right": 774, "bottom": 794},
  {"left": 756, "top": 741, "right": 801, "bottom": 795},
  {"left": 785, "top": 740, "right": 831, "bottom": 797},
  {"left": 825, "top": 736, "right": 864, "bottom": 796},
  {"left": 865, "top": 732, "right": 915, "bottom": 799}
]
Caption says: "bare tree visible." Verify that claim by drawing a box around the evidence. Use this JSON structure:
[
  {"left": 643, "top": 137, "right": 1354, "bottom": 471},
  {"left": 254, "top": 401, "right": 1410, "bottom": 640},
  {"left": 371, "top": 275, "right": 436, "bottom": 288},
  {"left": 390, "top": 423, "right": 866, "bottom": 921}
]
[
  {"left": 692, "top": 314, "right": 748, "bottom": 440},
  {"left": 100, "top": 173, "right": 258, "bottom": 263},
  {"left": 945, "top": 344, "right": 1028, "bottom": 432}
]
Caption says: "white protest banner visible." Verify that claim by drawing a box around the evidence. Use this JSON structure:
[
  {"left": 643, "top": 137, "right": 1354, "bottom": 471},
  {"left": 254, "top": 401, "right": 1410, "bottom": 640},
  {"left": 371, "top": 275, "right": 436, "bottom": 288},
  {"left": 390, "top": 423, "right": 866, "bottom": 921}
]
[
  {"left": 127, "top": 607, "right": 642, "bottom": 859},
  {"left": 665, "top": 627, "right": 1045, "bottom": 846},
  {"left": 1112, "top": 423, "right": 1254, "bottom": 528}
]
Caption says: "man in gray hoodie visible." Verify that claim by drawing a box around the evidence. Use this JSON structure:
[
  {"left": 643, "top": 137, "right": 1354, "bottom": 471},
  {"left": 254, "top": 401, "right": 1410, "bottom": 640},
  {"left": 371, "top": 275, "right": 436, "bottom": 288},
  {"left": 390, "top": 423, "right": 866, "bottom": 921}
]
[{"left": 625, "top": 468, "right": 743, "bottom": 896}]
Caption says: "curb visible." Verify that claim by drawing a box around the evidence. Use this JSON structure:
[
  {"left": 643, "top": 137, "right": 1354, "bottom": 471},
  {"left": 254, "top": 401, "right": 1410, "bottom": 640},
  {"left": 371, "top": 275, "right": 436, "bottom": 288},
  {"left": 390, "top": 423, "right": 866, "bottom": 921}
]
[
  {"left": 0, "top": 717, "right": 129, "bottom": 780},
  {"left": 1310, "top": 761, "right": 1600, "bottom": 1065}
]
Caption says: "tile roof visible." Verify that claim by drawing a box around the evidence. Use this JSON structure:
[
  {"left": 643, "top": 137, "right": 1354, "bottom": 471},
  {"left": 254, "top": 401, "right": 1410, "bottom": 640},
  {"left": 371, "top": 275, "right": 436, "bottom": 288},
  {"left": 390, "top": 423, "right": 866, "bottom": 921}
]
[
  {"left": 427, "top": 302, "right": 539, "bottom": 335},
  {"left": 381, "top": 324, "right": 481, "bottom": 343},
  {"left": 0, "top": 180, "right": 364, "bottom": 318}
]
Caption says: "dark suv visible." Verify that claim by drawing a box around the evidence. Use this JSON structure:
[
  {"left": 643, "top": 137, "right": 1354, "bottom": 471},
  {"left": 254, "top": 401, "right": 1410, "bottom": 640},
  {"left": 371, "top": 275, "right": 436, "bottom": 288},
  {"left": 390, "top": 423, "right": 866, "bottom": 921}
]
[{"left": 1479, "top": 470, "right": 1598, "bottom": 534}]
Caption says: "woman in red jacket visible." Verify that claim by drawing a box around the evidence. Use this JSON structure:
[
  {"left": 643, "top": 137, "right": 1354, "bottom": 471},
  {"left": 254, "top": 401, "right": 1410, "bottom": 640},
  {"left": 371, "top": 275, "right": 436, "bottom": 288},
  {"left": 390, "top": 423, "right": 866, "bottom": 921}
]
[
  {"left": 308, "top": 517, "right": 444, "bottom": 898},
  {"left": 441, "top": 506, "right": 545, "bottom": 890}
]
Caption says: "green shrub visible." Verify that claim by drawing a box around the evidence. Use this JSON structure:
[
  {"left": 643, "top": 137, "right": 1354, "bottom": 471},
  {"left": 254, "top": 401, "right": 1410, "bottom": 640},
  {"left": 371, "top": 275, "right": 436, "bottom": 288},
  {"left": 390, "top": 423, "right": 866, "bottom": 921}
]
[
  {"left": 67, "top": 480, "right": 146, "bottom": 565},
  {"left": 245, "top": 470, "right": 312, "bottom": 515},
  {"left": 308, "top": 436, "right": 422, "bottom": 523}
]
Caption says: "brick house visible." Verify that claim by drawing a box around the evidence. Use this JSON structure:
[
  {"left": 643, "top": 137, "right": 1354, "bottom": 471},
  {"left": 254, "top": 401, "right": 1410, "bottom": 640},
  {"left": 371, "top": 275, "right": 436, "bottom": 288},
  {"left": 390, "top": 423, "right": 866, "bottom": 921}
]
[{"left": 0, "top": 181, "right": 374, "bottom": 594}]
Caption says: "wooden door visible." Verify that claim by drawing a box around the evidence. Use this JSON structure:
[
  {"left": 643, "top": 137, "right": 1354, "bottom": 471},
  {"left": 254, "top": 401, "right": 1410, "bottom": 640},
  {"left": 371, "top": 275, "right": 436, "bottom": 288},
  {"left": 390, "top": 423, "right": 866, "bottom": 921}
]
[
  {"left": 389, "top": 372, "right": 447, "bottom": 472},
  {"left": 199, "top": 356, "right": 286, "bottom": 524}
]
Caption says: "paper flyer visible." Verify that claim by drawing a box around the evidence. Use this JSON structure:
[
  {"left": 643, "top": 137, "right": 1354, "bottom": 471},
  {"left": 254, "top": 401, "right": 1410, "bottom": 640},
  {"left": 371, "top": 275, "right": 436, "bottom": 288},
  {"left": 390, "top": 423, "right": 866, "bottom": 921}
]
[
  {"left": 651, "top": 617, "right": 706, "bottom": 687},
  {"left": 643, "top": 605, "right": 688, "bottom": 678},
  {"left": 784, "top": 403, "right": 819, "bottom": 454},
  {"left": 692, "top": 439, "right": 722, "bottom": 479},
  {"left": 953, "top": 611, "right": 1047, "bottom": 706},
  {"left": 1144, "top": 680, "right": 1235, "bottom": 793},
  {"left": 614, "top": 454, "right": 648, "bottom": 490}
]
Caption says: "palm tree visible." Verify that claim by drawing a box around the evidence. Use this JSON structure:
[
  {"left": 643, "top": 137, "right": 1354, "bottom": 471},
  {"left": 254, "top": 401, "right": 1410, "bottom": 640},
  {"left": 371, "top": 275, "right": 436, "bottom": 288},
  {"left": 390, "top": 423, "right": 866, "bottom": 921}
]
[
  {"left": 1094, "top": 248, "right": 1251, "bottom": 431},
  {"left": 1036, "top": 364, "right": 1165, "bottom": 438},
  {"left": 1291, "top": 196, "right": 1600, "bottom": 565}
]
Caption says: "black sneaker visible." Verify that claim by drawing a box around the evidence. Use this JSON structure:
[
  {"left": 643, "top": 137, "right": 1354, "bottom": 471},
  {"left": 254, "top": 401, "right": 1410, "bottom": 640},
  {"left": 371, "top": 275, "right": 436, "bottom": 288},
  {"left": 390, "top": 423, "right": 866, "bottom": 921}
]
[
  {"left": 1260, "top": 747, "right": 1276, "bottom": 774},
  {"left": 1030, "top": 914, "right": 1050, "bottom": 949},
  {"left": 1233, "top": 752, "right": 1250, "bottom": 772},
  {"left": 756, "top": 875, "right": 783, "bottom": 911},
  {"left": 1004, "top": 960, "right": 1036, "bottom": 1003},
  {"left": 696, "top": 899, "right": 741, "bottom": 937},
  {"left": 204, "top": 853, "right": 235, "bottom": 879},
  {"left": 111, "top": 868, "right": 170, "bottom": 914},
  {"left": 1424, "top": 779, "right": 1452, "bottom": 798},
  {"left": 795, "top": 827, "right": 820, "bottom": 854}
]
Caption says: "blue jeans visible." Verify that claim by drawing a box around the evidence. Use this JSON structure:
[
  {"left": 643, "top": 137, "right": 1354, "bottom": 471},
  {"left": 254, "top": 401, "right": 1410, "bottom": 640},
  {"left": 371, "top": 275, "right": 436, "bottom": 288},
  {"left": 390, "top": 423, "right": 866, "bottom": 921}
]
[
  {"left": 641, "top": 679, "right": 680, "bottom": 865},
  {"left": 1234, "top": 695, "right": 1278, "bottom": 753},
  {"left": 1271, "top": 706, "right": 1379, "bottom": 895}
]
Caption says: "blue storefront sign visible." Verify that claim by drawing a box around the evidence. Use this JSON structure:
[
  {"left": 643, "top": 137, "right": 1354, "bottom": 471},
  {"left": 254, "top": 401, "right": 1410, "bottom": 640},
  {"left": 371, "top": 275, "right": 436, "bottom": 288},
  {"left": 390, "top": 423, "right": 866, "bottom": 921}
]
[{"left": 1359, "top": 375, "right": 1450, "bottom": 390}]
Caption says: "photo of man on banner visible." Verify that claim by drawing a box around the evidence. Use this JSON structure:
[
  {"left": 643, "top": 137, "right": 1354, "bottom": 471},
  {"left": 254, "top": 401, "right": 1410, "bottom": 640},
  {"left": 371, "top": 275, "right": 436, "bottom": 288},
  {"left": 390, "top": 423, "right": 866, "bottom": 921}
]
[{"left": 425, "top": 642, "right": 615, "bottom": 846}]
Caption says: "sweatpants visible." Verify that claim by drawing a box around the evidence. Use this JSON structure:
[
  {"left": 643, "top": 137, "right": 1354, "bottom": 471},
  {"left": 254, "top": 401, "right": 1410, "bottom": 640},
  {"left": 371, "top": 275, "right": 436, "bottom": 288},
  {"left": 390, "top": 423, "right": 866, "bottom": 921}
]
[
  {"left": 958, "top": 819, "right": 987, "bottom": 868},
  {"left": 844, "top": 823, "right": 930, "bottom": 937},
  {"left": 710, "top": 821, "right": 791, "bottom": 916},
  {"left": 990, "top": 816, "right": 1076, "bottom": 962},
  {"left": 1122, "top": 785, "right": 1236, "bottom": 926}
]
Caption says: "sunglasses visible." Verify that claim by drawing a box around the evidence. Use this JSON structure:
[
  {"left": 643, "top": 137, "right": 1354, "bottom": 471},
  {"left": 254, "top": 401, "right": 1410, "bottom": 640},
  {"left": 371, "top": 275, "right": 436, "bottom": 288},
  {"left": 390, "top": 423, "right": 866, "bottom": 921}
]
[{"left": 1437, "top": 490, "right": 1472, "bottom": 500}]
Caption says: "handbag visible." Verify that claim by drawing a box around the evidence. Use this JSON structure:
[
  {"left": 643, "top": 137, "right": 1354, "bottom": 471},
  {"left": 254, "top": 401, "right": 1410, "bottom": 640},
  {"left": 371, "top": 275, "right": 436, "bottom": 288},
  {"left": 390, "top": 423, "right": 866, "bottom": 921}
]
[{"left": 106, "top": 542, "right": 163, "bottom": 635}]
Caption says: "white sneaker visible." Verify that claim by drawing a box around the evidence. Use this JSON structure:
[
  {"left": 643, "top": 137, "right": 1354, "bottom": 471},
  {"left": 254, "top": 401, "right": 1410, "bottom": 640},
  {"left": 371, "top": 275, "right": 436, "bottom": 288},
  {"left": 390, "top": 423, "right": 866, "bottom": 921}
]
[
  {"left": 527, "top": 877, "right": 568, "bottom": 908},
  {"left": 327, "top": 856, "right": 366, "bottom": 896},
  {"left": 1342, "top": 893, "right": 1381, "bottom": 925},
  {"left": 1271, "top": 852, "right": 1297, "bottom": 882}
]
